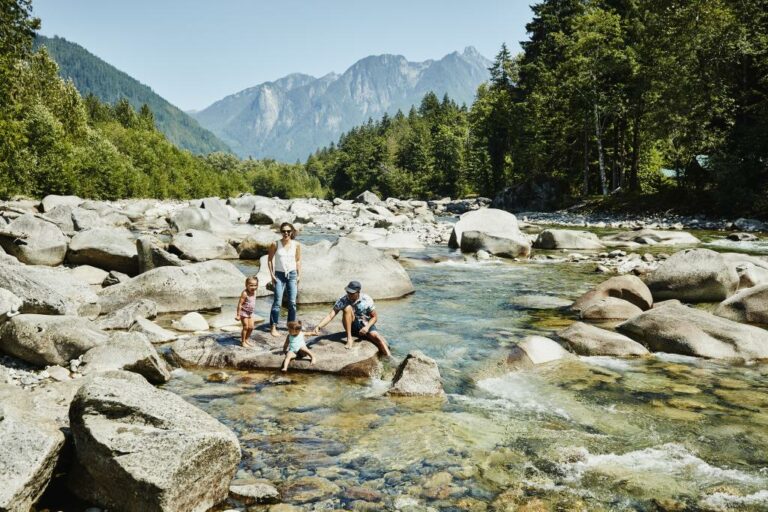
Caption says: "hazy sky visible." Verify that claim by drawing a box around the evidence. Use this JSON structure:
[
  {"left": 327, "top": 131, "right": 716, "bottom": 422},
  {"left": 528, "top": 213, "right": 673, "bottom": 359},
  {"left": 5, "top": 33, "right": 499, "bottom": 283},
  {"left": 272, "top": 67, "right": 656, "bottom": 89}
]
[{"left": 32, "top": 0, "right": 534, "bottom": 111}]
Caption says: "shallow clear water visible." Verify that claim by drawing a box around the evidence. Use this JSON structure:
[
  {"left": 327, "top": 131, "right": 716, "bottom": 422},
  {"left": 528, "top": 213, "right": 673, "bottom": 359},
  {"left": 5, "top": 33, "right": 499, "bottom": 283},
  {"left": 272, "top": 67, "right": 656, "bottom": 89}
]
[{"left": 164, "top": 230, "right": 768, "bottom": 511}]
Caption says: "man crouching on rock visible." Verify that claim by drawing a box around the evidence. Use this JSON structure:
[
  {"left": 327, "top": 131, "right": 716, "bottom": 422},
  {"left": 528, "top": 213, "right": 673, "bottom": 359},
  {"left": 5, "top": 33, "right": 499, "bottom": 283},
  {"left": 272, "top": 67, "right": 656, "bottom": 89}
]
[{"left": 309, "top": 280, "right": 391, "bottom": 356}]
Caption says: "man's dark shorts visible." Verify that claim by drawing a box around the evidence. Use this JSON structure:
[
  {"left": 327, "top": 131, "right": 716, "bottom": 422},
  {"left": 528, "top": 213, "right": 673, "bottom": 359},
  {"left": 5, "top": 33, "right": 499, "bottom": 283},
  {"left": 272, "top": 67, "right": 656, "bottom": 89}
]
[{"left": 352, "top": 318, "right": 377, "bottom": 336}]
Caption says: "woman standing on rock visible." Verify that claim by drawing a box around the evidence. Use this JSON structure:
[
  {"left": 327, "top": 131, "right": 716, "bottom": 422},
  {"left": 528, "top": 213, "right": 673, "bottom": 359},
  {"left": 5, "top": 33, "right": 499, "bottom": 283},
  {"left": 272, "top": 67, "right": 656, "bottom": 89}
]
[{"left": 268, "top": 222, "right": 301, "bottom": 336}]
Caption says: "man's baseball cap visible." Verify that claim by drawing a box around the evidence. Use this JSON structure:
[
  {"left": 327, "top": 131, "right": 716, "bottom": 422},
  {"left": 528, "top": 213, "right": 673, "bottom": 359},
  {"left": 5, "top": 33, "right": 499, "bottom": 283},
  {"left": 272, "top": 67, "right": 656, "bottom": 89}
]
[{"left": 345, "top": 280, "right": 362, "bottom": 293}]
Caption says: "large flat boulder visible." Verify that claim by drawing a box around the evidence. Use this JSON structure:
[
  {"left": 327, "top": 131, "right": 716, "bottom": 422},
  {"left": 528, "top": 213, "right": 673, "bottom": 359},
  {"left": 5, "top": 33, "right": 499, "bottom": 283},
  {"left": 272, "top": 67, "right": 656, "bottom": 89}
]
[
  {"left": 237, "top": 230, "right": 277, "bottom": 259},
  {"left": 169, "top": 206, "right": 213, "bottom": 232},
  {"left": 387, "top": 350, "right": 444, "bottom": 396},
  {"left": 0, "top": 263, "right": 100, "bottom": 317},
  {"left": 0, "top": 213, "right": 69, "bottom": 265},
  {"left": 0, "top": 314, "right": 109, "bottom": 366},
  {"left": 572, "top": 275, "right": 653, "bottom": 312},
  {"left": 130, "top": 317, "right": 178, "bottom": 344},
  {"left": 136, "top": 236, "right": 188, "bottom": 274},
  {"left": 169, "top": 333, "right": 381, "bottom": 377},
  {"left": 68, "top": 371, "right": 241, "bottom": 512},
  {"left": 533, "top": 229, "right": 604, "bottom": 250},
  {"left": 187, "top": 260, "right": 246, "bottom": 298},
  {"left": 95, "top": 299, "right": 157, "bottom": 331},
  {"left": 617, "top": 301, "right": 768, "bottom": 359},
  {"left": 602, "top": 229, "right": 700, "bottom": 246},
  {"left": 557, "top": 322, "right": 649, "bottom": 357},
  {"left": 40, "top": 194, "right": 83, "bottom": 213},
  {"left": 448, "top": 209, "right": 530, "bottom": 257},
  {"left": 67, "top": 228, "right": 138, "bottom": 275},
  {"left": 643, "top": 249, "right": 739, "bottom": 302},
  {"left": 169, "top": 229, "right": 238, "bottom": 262},
  {"left": 98, "top": 266, "right": 221, "bottom": 314},
  {"left": 721, "top": 252, "right": 768, "bottom": 289},
  {"left": 580, "top": 297, "right": 643, "bottom": 320},
  {"left": 460, "top": 230, "right": 531, "bottom": 258},
  {"left": 714, "top": 284, "right": 768, "bottom": 324},
  {"left": 80, "top": 332, "right": 171, "bottom": 384},
  {"left": 0, "top": 388, "right": 66, "bottom": 512},
  {"left": 255, "top": 237, "right": 414, "bottom": 304}
]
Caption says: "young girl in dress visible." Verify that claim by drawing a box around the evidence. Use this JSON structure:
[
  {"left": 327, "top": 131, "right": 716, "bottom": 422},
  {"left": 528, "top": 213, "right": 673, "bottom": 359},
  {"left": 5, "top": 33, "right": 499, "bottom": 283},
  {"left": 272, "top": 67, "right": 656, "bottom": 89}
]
[
  {"left": 281, "top": 320, "right": 316, "bottom": 372},
  {"left": 235, "top": 276, "right": 259, "bottom": 348}
]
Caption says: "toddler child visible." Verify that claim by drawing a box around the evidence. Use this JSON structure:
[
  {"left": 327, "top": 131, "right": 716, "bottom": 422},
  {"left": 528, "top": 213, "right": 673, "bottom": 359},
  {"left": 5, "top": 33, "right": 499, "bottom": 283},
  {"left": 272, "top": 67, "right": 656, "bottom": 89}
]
[
  {"left": 281, "top": 320, "right": 316, "bottom": 372},
  {"left": 235, "top": 276, "right": 259, "bottom": 348}
]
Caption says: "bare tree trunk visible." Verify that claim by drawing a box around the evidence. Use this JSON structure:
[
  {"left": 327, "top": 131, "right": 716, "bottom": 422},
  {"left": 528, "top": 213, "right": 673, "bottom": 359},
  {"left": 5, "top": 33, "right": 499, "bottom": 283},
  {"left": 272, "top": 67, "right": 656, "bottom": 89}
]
[
  {"left": 611, "top": 121, "right": 619, "bottom": 191},
  {"left": 629, "top": 104, "right": 641, "bottom": 191},
  {"left": 583, "top": 115, "right": 590, "bottom": 196},
  {"left": 594, "top": 104, "right": 608, "bottom": 196}
]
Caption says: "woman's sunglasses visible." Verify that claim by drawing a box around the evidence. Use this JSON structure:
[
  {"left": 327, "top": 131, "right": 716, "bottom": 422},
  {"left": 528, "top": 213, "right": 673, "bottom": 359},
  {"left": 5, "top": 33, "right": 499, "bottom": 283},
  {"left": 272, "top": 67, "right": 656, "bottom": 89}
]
[{"left": 281, "top": 230, "right": 292, "bottom": 234}]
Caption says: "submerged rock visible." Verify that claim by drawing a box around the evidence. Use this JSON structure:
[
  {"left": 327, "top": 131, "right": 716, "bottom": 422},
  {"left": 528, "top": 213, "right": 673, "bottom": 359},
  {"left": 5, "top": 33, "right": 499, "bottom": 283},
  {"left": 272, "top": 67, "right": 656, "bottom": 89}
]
[
  {"left": 507, "top": 335, "right": 574, "bottom": 368},
  {"left": 68, "top": 371, "right": 241, "bottom": 512},
  {"left": 617, "top": 301, "right": 768, "bottom": 359},
  {"left": 557, "top": 322, "right": 649, "bottom": 357},
  {"left": 387, "top": 350, "right": 444, "bottom": 396}
]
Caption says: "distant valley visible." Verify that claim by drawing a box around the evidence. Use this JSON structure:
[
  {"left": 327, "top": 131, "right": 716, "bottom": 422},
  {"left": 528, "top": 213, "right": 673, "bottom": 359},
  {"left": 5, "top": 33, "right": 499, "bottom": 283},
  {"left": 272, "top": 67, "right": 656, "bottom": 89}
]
[{"left": 34, "top": 35, "right": 230, "bottom": 155}]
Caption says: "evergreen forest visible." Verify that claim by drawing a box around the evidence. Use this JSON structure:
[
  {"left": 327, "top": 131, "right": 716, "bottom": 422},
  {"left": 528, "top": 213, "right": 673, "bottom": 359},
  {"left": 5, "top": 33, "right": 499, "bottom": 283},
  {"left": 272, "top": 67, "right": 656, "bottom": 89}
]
[{"left": 2, "top": 0, "right": 767, "bottom": 217}]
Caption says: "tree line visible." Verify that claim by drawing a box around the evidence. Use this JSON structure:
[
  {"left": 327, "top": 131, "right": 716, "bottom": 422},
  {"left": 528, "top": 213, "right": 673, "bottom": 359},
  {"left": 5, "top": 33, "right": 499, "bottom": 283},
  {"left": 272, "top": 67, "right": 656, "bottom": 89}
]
[{"left": 305, "top": 0, "right": 768, "bottom": 216}]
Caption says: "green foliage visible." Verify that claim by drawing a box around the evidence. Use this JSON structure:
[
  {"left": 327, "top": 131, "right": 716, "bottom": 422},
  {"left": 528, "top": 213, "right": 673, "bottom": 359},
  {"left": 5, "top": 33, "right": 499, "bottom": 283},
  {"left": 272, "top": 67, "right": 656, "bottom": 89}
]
[
  {"left": 0, "top": 1, "right": 324, "bottom": 201},
  {"left": 306, "top": 0, "right": 768, "bottom": 213},
  {"left": 33, "top": 34, "right": 230, "bottom": 155}
]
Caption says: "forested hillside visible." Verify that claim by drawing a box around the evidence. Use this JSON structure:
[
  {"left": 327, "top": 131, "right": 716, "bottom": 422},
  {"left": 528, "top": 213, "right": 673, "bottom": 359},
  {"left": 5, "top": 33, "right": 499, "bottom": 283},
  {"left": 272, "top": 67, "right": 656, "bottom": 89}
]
[
  {"left": 308, "top": 0, "right": 768, "bottom": 217},
  {"left": 0, "top": 3, "right": 321, "bottom": 200},
  {"left": 33, "top": 34, "right": 230, "bottom": 155}
]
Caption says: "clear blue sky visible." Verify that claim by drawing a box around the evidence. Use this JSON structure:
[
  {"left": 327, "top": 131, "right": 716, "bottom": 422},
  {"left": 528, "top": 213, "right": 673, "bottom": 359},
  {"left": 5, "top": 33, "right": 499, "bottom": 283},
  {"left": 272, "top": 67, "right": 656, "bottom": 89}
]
[{"left": 32, "top": 0, "right": 534, "bottom": 111}]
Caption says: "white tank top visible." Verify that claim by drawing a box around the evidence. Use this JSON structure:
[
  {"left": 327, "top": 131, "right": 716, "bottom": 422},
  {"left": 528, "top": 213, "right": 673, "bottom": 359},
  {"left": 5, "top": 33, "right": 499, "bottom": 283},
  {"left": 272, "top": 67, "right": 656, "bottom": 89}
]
[{"left": 274, "top": 240, "right": 297, "bottom": 273}]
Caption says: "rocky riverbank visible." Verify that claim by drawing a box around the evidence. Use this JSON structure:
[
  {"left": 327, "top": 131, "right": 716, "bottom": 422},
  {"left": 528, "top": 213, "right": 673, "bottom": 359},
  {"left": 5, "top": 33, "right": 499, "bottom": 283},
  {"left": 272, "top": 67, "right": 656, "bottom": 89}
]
[{"left": 1, "top": 191, "right": 767, "bottom": 511}]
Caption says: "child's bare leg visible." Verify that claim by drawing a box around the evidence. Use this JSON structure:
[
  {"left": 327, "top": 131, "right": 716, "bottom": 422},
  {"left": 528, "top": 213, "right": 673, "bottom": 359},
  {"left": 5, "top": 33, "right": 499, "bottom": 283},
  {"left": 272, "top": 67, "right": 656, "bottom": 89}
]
[
  {"left": 240, "top": 319, "right": 249, "bottom": 346},
  {"left": 242, "top": 318, "right": 255, "bottom": 347},
  {"left": 281, "top": 352, "right": 296, "bottom": 372},
  {"left": 299, "top": 347, "right": 316, "bottom": 365},
  {"left": 341, "top": 306, "right": 355, "bottom": 348}
]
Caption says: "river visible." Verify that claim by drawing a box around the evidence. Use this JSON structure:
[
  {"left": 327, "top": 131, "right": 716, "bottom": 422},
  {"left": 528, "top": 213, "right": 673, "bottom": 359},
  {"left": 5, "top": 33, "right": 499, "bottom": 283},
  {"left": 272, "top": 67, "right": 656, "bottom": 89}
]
[{"left": 163, "top": 225, "right": 768, "bottom": 511}]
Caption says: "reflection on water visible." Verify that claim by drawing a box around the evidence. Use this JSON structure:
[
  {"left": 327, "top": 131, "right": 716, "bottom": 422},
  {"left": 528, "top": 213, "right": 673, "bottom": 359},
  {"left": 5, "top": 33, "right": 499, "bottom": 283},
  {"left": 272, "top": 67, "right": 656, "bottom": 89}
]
[{"left": 165, "top": 233, "right": 768, "bottom": 510}]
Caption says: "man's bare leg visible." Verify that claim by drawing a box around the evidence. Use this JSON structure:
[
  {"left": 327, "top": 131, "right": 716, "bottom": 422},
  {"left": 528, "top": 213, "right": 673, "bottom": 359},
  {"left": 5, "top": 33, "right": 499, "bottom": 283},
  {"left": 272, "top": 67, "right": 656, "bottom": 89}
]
[
  {"left": 342, "top": 305, "right": 355, "bottom": 348},
  {"left": 367, "top": 331, "right": 391, "bottom": 357}
]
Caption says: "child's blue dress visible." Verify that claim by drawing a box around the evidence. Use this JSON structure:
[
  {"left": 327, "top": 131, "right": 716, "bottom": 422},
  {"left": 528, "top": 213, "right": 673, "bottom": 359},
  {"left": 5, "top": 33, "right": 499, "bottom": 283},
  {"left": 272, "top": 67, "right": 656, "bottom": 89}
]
[{"left": 287, "top": 332, "right": 306, "bottom": 353}]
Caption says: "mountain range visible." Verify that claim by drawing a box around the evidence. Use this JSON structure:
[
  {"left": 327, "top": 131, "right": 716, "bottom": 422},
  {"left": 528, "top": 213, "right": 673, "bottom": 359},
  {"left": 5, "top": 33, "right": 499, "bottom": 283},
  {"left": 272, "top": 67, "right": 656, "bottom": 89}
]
[
  {"left": 34, "top": 35, "right": 230, "bottom": 155},
  {"left": 192, "top": 47, "right": 491, "bottom": 161}
]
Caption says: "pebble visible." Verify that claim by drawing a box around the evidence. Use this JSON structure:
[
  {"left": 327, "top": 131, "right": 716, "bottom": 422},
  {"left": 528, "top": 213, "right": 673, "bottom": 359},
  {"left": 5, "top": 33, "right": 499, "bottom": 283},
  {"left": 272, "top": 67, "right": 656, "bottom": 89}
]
[{"left": 206, "top": 371, "right": 230, "bottom": 383}]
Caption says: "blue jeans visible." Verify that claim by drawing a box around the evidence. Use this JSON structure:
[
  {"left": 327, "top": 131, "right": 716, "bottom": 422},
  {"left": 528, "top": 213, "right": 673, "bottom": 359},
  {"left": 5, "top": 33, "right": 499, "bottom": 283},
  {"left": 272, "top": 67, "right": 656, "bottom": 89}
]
[{"left": 270, "top": 270, "right": 297, "bottom": 326}]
